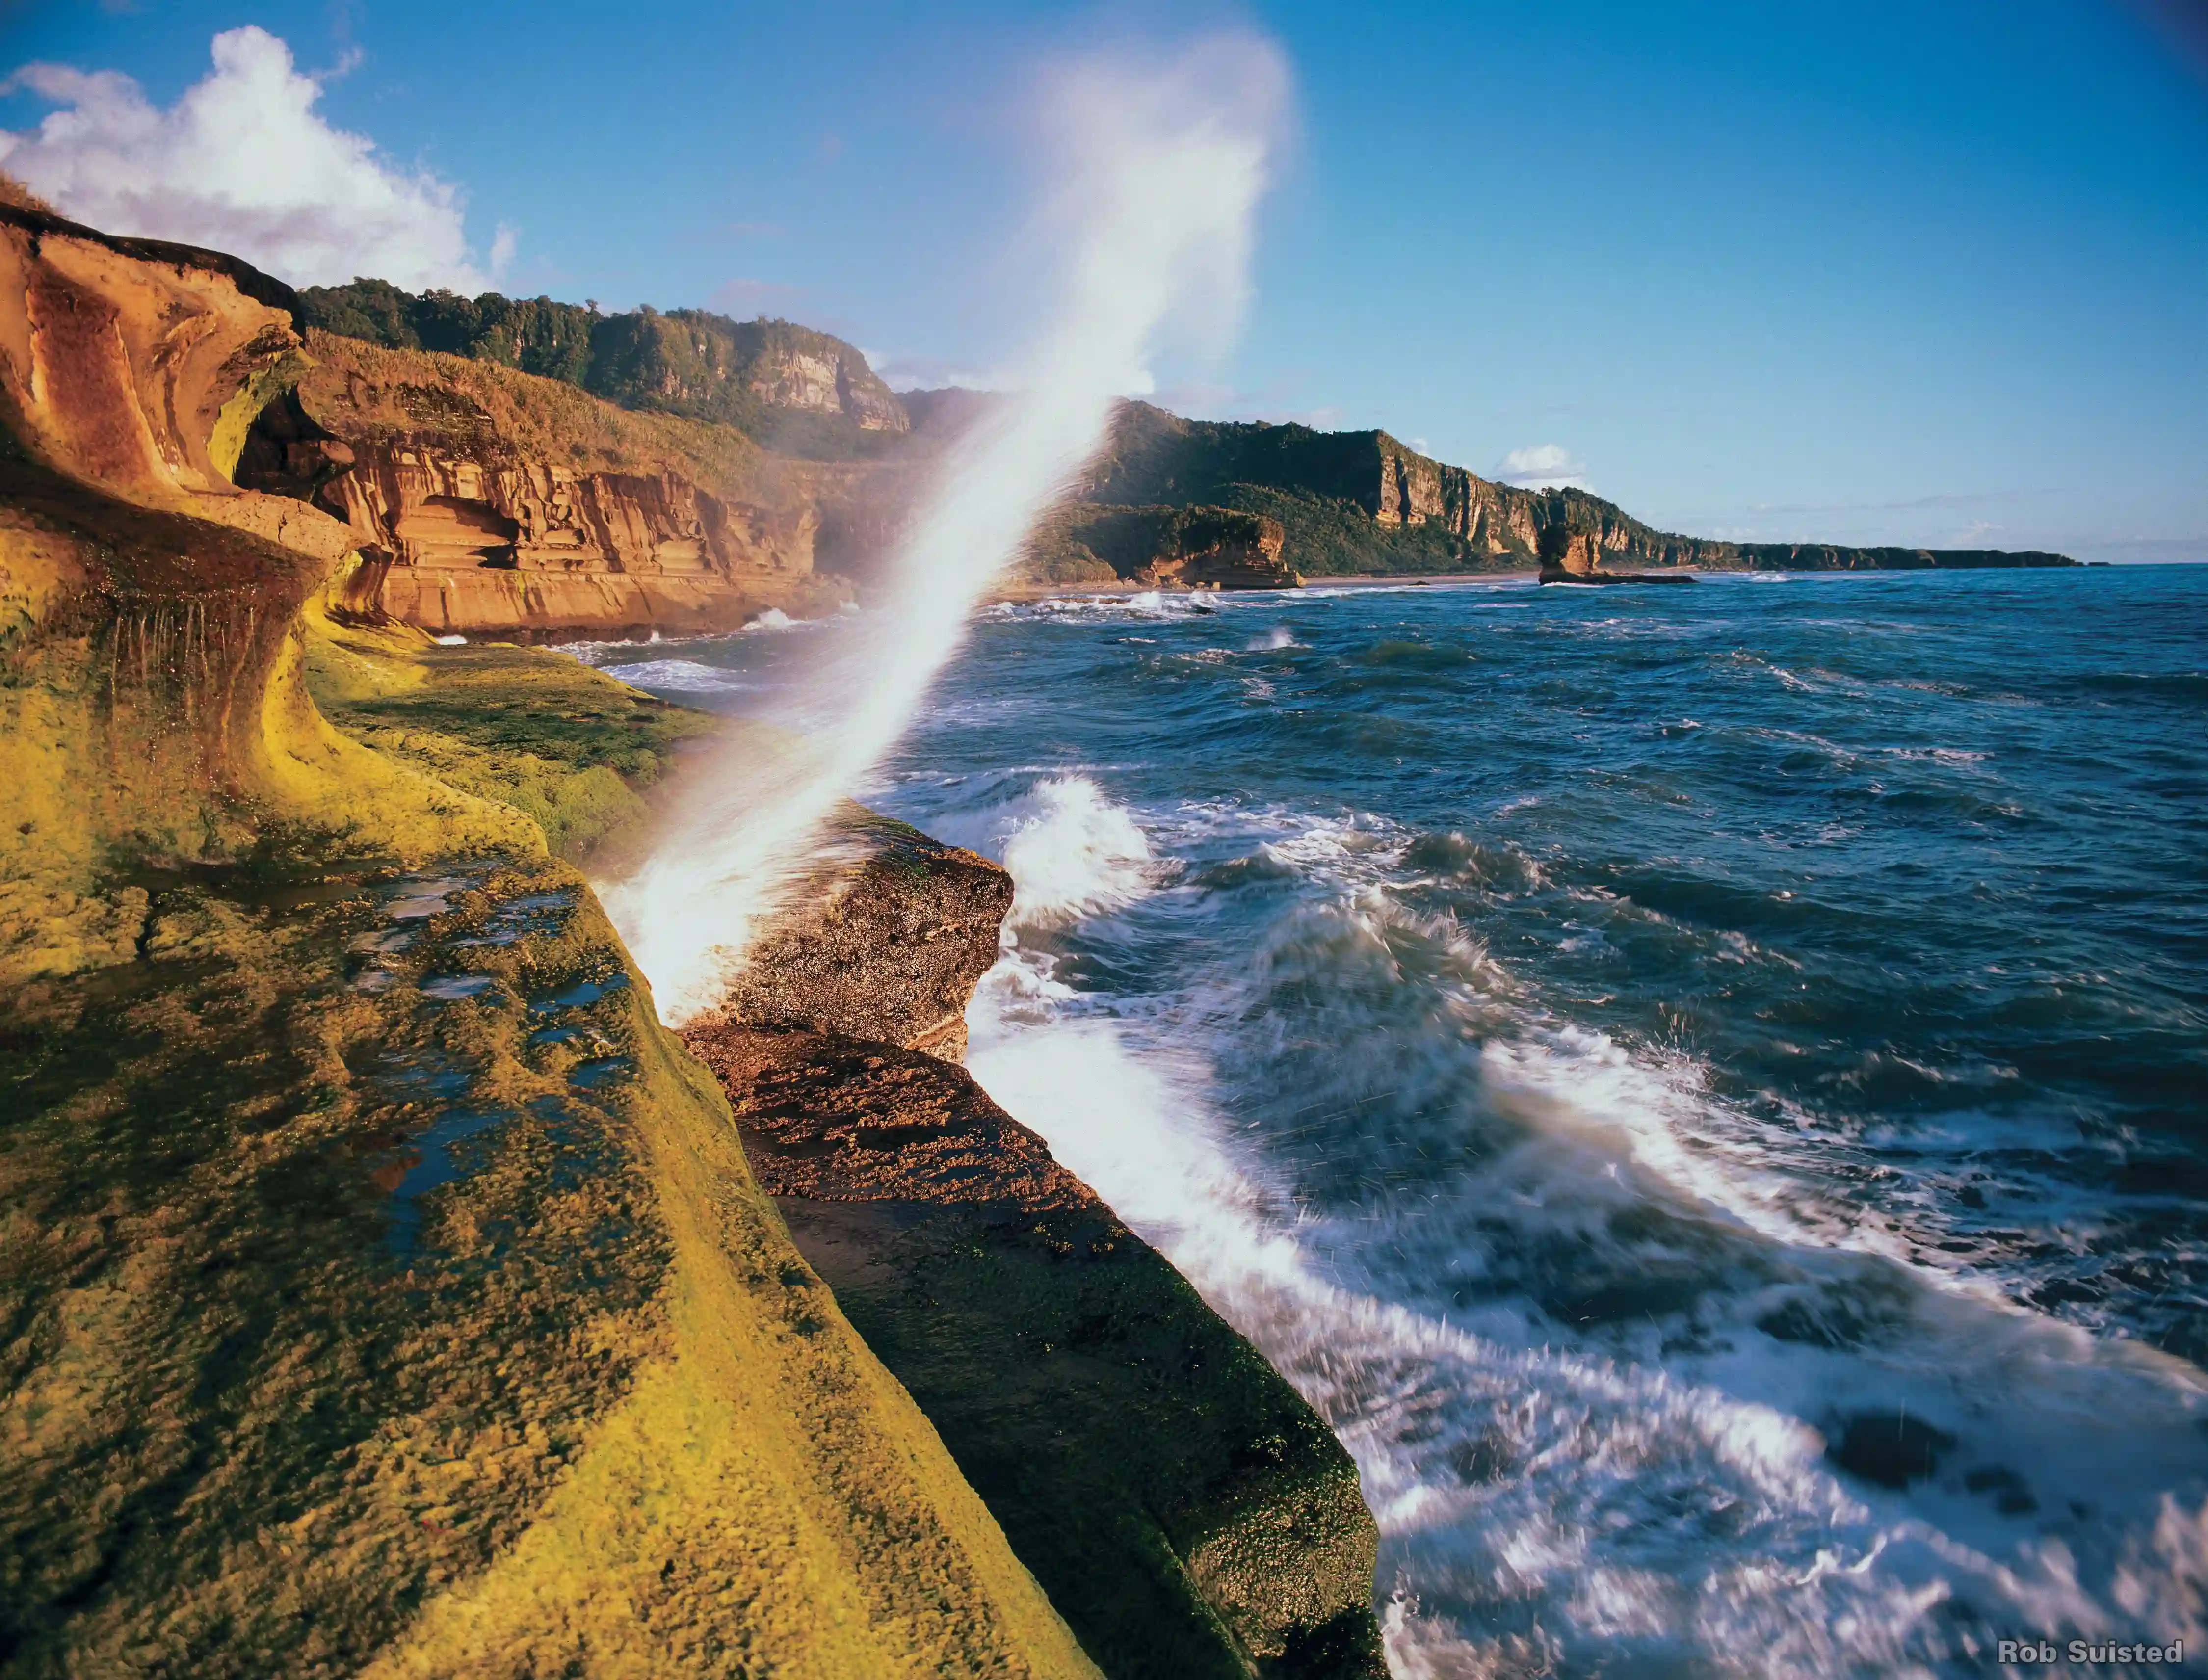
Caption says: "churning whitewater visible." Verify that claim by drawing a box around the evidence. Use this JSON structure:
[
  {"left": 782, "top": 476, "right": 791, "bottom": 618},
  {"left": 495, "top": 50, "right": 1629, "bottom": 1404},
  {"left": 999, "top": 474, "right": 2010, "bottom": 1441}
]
[{"left": 584, "top": 566, "right": 2208, "bottom": 1679}]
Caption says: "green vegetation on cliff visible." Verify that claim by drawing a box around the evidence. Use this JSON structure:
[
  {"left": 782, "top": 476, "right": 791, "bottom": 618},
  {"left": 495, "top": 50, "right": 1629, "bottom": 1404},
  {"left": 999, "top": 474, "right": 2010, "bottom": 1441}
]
[
  {"left": 296, "top": 269, "right": 2073, "bottom": 584},
  {"left": 299, "top": 281, "right": 908, "bottom": 461},
  {"left": 297, "top": 277, "right": 599, "bottom": 387},
  {"left": 1070, "top": 401, "right": 2075, "bottom": 577},
  {"left": 305, "top": 613, "right": 718, "bottom": 862},
  {"left": 1210, "top": 484, "right": 1494, "bottom": 576},
  {"left": 1024, "top": 502, "right": 1291, "bottom": 583}
]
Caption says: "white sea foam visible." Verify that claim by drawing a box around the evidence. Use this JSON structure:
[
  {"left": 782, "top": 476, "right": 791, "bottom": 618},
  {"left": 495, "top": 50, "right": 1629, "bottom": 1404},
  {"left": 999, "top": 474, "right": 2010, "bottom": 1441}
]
[
  {"left": 942, "top": 770, "right": 2208, "bottom": 1676},
  {"left": 999, "top": 776, "right": 1158, "bottom": 929},
  {"left": 556, "top": 628, "right": 670, "bottom": 663},
  {"left": 992, "top": 590, "right": 1233, "bottom": 623},
  {"left": 597, "top": 658, "right": 753, "bottom": 694}
]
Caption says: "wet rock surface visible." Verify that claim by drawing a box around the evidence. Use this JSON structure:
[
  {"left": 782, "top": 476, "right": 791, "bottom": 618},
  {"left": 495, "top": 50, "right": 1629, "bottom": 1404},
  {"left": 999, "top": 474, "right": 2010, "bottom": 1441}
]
[
  {"left": 701, "top": 808, "right": 1013, "bottom": 1062},
  {"left": 684, "top": 1023, "right": 1388, "bottom": 1680},
  {"left": 0, "top": 855, "right": 672, "bottom": 1674},
  {"left": 0, "top": 204, "right": 1107, "bottom": 1679}
]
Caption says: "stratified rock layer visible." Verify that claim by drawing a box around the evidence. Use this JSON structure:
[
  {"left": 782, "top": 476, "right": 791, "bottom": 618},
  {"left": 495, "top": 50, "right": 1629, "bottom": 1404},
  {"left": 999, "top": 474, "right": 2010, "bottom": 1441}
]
[
  {"left": 0, "top": 200, "right": 1103, "bottom": 1680},
  {"left": 683, "top": 1025, "right": 1390, "bottom": 1680},
  {"left": 262, "top": 332, "right": 855, "bottom": 639}
]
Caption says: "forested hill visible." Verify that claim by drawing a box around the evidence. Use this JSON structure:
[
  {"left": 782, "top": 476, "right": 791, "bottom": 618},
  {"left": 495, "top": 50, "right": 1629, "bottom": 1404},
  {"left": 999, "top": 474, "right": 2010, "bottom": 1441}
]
[{"left": 298, "top": 279, "right": 908, "bottom": 459}]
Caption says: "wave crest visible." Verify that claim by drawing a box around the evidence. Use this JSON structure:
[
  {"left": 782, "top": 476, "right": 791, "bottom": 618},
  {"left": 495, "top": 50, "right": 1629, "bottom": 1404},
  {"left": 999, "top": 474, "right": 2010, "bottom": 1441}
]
[{"left": 1001, "top": 776, "right": 1158, "bottom": 930}]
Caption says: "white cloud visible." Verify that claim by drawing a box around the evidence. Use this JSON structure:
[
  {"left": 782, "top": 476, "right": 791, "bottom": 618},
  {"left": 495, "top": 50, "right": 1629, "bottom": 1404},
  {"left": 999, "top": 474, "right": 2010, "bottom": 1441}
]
[
  {"left": 0, "top": 26, "right": 505, "bottom": 292},
  {"left": 1495, "top": 442, "right": 1590, "bottom": 490},
  {"left": 707, "top": 276, "right": 814, "bottom": 317},
  {"left": 867, "top": 350, "right": 1006, "bottom": 392}
]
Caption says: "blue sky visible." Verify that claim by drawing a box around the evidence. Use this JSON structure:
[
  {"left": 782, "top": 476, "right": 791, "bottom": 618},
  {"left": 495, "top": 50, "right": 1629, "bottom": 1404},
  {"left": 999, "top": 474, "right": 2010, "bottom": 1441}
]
[{"left": 3, "top": 0, "right": 2202, "bottom": 560}]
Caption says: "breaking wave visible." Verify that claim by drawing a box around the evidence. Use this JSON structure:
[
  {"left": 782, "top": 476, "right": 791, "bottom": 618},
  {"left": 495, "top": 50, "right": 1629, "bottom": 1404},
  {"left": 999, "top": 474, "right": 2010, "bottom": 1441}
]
[
  {"left": 867, "top": 566, "right": 2208, "bottom": 1678},
  {"left": 614, "top": 560, "right": 2208, "bottom": 1676}
]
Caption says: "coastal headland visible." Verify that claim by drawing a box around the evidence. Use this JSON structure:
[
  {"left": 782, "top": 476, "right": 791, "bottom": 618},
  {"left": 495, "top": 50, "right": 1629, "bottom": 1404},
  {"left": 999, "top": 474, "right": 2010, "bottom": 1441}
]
[
  {"left": 0, "top": 190, "right": 2079, "bottom": 1676},
  {"left": 253, "top": 273, "right": 2074, "bottom": 638},
  {"left": 0, "top": 196, "right": 1387, "bottom": 1675}
]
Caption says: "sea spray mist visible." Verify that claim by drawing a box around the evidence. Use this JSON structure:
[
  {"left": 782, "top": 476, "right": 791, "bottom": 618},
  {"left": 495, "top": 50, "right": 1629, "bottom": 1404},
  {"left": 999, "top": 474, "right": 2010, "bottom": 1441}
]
[{"left": 603, "top": 33, "right": 1291, "bottom": 1023}]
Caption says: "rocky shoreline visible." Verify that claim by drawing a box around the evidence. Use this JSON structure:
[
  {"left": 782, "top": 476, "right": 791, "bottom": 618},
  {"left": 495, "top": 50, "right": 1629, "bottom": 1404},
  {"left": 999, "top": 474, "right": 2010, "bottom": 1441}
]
[
  {"left": 0, "top": 198, "right": 1383, "bottom": 1675},
  {"left": 680, "top": 816, "right": 1387, "bottom": 1679}
]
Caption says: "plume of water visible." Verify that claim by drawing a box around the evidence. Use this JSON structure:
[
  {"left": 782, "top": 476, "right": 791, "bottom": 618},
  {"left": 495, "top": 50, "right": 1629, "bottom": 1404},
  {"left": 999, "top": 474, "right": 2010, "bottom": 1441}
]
[{"left": 604, "top": 34, "right": 1292, "bottom": 1023}]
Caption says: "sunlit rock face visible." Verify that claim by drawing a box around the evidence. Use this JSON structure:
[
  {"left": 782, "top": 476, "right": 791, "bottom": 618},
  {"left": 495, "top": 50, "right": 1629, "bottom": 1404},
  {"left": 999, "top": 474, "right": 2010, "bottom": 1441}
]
[
  {"left": 0, "top": 201, "right": 356, "bottom": 562},
  {"left": 696, "top": 809, "right": 1013, "bottom": 1064},
  {"left": 0, "top": 200, "right": 1107, "bottom": 1680},
  {"left": 237, "top": 330, "right": 857, "bottom": 638}
]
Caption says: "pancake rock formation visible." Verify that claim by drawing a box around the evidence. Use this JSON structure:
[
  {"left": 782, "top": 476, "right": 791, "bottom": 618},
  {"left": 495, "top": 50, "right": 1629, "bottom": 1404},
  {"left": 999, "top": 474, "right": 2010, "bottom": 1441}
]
[
  {"left": 0, "top": 193, "right": 1386, "bottom": 1680},
  {"left": 0, "top": 197, "right": 1114, "bottom": 1679},
  {"left": 240, "top": 332, "right": 853, "bottom": 640}
]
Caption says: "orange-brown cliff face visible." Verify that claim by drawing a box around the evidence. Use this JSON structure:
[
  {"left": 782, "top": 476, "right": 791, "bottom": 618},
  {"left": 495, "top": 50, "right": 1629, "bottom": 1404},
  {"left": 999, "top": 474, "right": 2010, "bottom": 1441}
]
[
  {"left": 0, "top": 200, "right": 1112, "bottom": 1680},
  {"left": 255, "top": 332, "right": 856, "bottom": 639},
  {"left": 0, "top": 202, "right": 354, "bottom": 565},
  {"left": 1371, "top": 436, "right": 1728, "bottom": 567},
  {"left": 0, "top": 203, "right": 544, "bottom": 983}
]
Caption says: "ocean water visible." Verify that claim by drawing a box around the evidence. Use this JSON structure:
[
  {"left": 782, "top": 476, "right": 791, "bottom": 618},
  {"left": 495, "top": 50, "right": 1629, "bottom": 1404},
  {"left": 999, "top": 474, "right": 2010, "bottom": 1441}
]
[{"left": 584, "top": 565, "right": 2208, "bottom": 1678}]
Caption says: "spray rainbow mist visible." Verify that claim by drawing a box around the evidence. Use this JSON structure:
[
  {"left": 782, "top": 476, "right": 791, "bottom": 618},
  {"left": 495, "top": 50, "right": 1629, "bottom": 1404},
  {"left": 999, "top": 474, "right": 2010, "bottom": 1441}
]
[{"left": 604, "top": 35, "right": 1291, "bottom": 1023}]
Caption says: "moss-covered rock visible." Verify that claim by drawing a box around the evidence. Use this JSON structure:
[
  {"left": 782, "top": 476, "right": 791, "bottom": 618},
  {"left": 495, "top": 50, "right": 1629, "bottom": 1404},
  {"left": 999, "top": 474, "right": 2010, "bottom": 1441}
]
[
  {"left": 304, "top": 612, "right": 719, "bottom": 862},
  {"left": 0, "top": 204, "right": 1103, "bottom": 1680}
]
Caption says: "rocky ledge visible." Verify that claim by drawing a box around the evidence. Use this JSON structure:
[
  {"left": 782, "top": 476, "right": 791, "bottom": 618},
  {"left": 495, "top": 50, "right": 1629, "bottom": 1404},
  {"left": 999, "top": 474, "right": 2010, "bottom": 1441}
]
[
  {"left": 677, "top": 816, "right": 1388, "bottom": 1678},
  {"left": 696, "top": 808, "right": 1014, "bottom": 1062},
  {"left": 684, "top": 1024, "right": 1387, "bottom": 1680}
]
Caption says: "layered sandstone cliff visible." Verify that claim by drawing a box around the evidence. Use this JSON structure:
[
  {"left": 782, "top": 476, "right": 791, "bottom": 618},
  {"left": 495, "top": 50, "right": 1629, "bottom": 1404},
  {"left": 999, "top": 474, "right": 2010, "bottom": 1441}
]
[
  {"left": 0, "top": 198, "right": 540, "bottom": 983},
  {"left": 248, "top": 331, "right": 858, "bottom": 638},
  {"left": 0, "top": 198, "right": 1387, "bottom": 1680},
  {"left": 291, "top": 282, "right": 2075, "bottom": 610},
  {"left": 0, "top": 200, "right": 1111, "bottom": 1680}
]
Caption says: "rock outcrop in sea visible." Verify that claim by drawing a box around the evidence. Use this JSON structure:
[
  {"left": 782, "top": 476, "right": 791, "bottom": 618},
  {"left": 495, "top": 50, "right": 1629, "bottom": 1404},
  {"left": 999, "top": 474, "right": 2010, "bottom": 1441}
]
[{"left": 1024, "top": 502, "right": 1302, "bottom": 589}]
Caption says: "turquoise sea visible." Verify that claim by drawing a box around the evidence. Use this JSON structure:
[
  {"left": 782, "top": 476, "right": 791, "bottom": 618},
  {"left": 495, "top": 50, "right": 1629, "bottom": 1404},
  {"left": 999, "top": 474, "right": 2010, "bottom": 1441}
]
[{"left": 585, "top": 563, "right": 2208, "bottom": 1677}]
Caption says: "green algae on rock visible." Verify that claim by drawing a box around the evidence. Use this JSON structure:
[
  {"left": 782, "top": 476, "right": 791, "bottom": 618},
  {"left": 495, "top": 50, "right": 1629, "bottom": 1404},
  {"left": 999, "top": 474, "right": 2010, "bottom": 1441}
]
[
  {"left": 304, "top": 608, "right": 721, "bottom": 863},
  {"left": 0, "top": 200, "right": 1103, "bottom": 1679}
]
